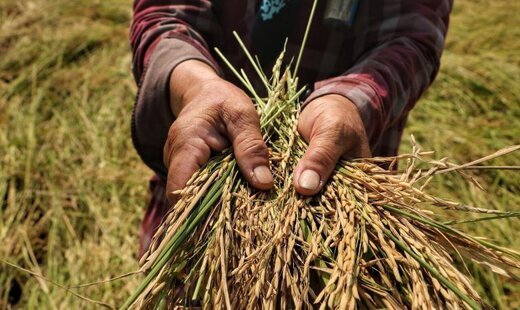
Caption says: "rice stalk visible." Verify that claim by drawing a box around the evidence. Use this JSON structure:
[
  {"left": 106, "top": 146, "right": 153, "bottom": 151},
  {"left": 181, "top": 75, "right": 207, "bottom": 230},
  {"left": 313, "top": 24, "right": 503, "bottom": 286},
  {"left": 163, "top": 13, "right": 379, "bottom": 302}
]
[{"left": 123, "top": 33, "right": 520, "bottom": 309}]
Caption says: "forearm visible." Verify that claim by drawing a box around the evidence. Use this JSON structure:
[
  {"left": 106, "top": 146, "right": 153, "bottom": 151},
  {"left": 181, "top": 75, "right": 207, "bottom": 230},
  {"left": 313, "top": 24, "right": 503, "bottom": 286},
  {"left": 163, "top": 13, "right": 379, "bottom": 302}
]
[
  {"left": 130, "top": 0, "right": 223, "bottom": 177},
  {"left": 130, "top": 0, "right": 220, "bottom": 82}
]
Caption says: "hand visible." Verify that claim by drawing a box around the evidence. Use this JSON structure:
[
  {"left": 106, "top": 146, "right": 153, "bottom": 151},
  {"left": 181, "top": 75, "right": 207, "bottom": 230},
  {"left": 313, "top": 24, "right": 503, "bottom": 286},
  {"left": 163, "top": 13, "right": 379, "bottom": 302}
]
[
  {"left": 293, "top": 94, "right": 372, "bottom": 195},
  {"left": 164, "top": 60, "right": 273, "bottom": 203}
]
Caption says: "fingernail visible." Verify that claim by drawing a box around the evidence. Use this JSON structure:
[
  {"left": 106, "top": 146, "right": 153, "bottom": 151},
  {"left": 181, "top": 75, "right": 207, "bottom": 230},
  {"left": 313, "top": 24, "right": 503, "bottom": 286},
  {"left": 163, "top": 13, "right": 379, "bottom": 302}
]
[
  {"left": 253, "top": 166, "right": 273, "bottom": 185},
  {"left": 299, "top": 170, "right": 321, "bottom": 190}
]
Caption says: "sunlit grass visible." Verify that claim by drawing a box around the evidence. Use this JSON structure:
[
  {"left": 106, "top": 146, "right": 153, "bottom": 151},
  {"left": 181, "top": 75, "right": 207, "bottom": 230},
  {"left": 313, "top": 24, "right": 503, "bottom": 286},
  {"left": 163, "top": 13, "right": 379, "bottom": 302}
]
[{"left": 401, "top": 1, "right": 520, "bottom": 308}]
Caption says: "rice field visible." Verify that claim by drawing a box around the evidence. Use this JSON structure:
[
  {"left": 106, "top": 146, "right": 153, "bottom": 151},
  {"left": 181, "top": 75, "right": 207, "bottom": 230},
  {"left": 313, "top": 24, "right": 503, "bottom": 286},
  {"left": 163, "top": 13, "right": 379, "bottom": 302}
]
[{"left": 0, "top": 0, "right": 518, "bottom": 308}]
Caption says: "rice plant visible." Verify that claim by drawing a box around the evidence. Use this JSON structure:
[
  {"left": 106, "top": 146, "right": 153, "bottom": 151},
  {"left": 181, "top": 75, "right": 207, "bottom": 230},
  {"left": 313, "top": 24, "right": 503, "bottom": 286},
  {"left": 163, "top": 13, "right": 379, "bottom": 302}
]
[{"left": 124, "top": 30, "right": 520, "bottom": 309}]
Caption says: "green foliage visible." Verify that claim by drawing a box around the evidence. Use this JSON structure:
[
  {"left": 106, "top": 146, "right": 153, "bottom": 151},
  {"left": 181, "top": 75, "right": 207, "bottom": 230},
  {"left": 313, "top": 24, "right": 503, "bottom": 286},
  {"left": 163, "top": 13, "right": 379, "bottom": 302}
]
[{"left": 0, "top": 0, "right": 143, "bottom": 308}]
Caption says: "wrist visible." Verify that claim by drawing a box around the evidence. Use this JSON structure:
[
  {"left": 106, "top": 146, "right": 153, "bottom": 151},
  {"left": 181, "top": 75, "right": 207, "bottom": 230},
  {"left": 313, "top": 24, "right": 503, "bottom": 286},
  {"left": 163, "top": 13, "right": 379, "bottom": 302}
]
[
  {"left": 307, "top": 94, "right": 359, "bottom": 114},
  {"left": 169, "top": 60, "right": 221, "bottom": 117}
]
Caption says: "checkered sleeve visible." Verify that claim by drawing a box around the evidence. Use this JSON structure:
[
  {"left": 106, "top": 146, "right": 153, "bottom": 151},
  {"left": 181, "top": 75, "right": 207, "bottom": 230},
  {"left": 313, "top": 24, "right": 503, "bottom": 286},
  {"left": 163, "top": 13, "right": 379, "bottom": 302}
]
[
  {"left": 130, "top": 0, "right": 222, "bottom": 177},
  {"left": 304, "top": 0, "right": 452, "bottom": 150}
]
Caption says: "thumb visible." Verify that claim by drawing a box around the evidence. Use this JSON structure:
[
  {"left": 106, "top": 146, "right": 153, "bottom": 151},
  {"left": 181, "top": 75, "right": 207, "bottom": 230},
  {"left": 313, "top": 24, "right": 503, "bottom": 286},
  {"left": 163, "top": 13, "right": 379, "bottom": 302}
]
[{"left": 293, "top": 131, "right": 345, "bottom": 196}]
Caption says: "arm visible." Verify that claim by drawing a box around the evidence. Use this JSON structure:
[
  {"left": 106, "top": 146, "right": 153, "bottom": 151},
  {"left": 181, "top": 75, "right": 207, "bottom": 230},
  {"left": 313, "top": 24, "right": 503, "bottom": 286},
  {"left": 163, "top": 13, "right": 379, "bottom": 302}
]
[
  {"left": 130, "top": 0, "right": 222, "bottom": 177},
  {"left": 130, "top": 0, "right": 222, "bottom": 82},
  {"left": 294, "top": 0, "right": 452, "bottom": 194},
  {"left": 303, "top": 0, "right": 452, "bottom": 145},
  {"left": 131, "top": 1, "right": 273, "bottom": 203}
]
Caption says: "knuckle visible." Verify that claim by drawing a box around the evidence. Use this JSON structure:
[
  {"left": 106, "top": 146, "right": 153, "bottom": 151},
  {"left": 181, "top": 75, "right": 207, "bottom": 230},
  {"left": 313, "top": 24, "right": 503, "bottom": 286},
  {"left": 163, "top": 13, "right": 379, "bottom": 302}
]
[
  {"left": 164, "top": 121, "right": 188, "bottom": 159},
  {"left": 223, "top": 103, "right": 257, "bottom": 127},
  {"left": 165, "top": 115, "right": 215, "bottom": 155},
  {"left": 236, "top": 136, "right": 268, "bottom": 158},
  {"left": 314, "top": 119, "right": 351, "bottom": 145},
  {"left": 163, "top": 130, "right": 211, "bottom": 167},
  {"left": 167, "top": 120, "right": 183, "bottom": 138},
  {"left": 326, "top": 112, "right": 348, "bottom": 125},
  {"left": 203, "top": 104, "right": 223, "bottom": 119},
  {"left": 164, "top": 127, "right": 180, "bottom": 165},
  {"left": 180, "top": 138, "right": 211, "bottom": 165},
  {"left": 307, "top": 145, "right": 339, "bottom": 169},
  {"left": 184, "top": 117, "right": 211, "bottom": 136}
]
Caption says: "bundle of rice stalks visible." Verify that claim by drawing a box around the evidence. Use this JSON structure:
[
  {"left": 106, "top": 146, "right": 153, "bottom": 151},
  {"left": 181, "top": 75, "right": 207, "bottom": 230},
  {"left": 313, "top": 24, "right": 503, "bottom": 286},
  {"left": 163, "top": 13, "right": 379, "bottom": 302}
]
[{"left": 123, "top": 18, "right": 520, "bottom": 310}]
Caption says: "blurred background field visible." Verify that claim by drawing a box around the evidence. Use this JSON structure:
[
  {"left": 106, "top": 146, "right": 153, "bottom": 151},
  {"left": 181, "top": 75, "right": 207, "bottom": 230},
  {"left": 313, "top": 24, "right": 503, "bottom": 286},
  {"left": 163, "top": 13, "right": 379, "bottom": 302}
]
[{"left": 0, "top": 0, "right": 518, "bottom": 308}]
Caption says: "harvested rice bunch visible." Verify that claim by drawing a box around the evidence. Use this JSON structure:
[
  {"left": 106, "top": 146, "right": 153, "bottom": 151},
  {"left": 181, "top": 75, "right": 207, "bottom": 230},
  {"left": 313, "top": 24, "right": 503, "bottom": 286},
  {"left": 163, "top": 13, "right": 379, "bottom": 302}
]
[{"left": 124, "top": 29, "right": 520, "bottom": 310}]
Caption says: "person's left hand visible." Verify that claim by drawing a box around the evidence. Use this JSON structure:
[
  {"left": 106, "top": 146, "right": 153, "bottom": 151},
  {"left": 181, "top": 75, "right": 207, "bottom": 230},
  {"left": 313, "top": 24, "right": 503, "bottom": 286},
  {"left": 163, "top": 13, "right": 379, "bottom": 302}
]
[{"left": 293, "top": 94, "right": 372, "bottom": 195}]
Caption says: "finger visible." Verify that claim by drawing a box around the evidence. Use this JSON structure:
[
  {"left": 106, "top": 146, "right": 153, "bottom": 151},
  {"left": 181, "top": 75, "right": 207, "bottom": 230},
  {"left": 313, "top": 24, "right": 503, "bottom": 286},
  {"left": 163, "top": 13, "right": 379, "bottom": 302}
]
[
  {"left": 293, "top": 130, "right": 346, "bottom": 196},
  {"left": 165, "top": 137, "right": 211, "bottom": 204},
  {"left": 221, "top": 104, "right": 273, "bottom": 190},
  {"left": 163, "top": 115, "right": 230, "bottom": 204}
]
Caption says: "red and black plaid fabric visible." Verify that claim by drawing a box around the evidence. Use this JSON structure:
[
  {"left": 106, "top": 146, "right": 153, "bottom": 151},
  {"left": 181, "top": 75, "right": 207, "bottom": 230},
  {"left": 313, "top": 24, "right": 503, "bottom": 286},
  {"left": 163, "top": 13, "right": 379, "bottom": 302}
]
[{"left": 138, "top": 175, "right": 169, "bottom": 258}]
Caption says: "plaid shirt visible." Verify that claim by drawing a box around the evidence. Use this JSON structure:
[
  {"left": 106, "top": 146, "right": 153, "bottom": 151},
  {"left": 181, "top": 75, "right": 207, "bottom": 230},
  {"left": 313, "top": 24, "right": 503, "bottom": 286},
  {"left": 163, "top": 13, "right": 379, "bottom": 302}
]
[{"left": 130, "top": 0, "right": 452, "bottom": 256}]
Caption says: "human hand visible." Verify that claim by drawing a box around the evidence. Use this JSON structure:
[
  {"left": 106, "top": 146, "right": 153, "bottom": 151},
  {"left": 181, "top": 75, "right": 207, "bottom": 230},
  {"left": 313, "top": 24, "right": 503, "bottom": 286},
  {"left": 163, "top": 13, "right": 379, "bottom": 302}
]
[
  {"left": 293, "top": 94, "right": 372, "bottom": 195},
  {"left": 164, "top": 60, "right": 273, "bottom": 203}
]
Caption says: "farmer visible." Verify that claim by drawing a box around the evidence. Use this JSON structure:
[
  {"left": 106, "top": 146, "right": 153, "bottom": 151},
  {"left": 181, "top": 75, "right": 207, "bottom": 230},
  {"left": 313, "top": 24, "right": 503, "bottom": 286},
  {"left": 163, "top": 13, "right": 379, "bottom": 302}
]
[{"left": 130, "top": 0, "right": 452, "bottom": 256}]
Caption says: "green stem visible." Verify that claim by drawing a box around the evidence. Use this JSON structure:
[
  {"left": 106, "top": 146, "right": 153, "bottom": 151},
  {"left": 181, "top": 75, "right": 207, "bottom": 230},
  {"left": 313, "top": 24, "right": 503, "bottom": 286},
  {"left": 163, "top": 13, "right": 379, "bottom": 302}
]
[
  {"left": 382, "top": 205, "right": 520, "bottom": 259},
  {"left": 294, "top": 0, "right": 318, "bottom": 77},
  {"left": 381, "top": 228, "right": 481, "bottom": 309},
  {"left": 214, "top": 48, "right": 258, "bottom": 99},
  {"left": 233, "top": 31, "right": 270, "bottom": 90},
  {"left": 121, "top": 166, "right": 233, "bottom": 309},
  {"left": 444, "top": 212, "right": 520, "bottom": 225}
]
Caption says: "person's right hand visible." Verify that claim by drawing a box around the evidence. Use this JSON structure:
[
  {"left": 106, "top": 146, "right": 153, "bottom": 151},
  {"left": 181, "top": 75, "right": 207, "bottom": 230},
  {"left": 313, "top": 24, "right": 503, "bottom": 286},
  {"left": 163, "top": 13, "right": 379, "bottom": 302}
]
[{"left": 164, "top": 60, "right": 273, "bottom": 203}]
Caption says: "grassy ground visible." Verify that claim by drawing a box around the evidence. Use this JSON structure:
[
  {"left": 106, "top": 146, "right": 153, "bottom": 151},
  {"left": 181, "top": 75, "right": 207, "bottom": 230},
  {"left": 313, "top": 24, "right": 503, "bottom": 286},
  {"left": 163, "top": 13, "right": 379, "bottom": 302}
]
[{"left": 0, "top": 0, "right": 518, "bottom": 308}]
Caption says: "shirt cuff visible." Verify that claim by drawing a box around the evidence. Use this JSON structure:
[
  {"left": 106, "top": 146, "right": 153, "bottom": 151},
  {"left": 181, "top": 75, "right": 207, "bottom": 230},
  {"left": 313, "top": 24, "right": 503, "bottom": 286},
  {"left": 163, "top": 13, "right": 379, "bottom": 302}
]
[
  {"left": 302, "top": 73, "right": 385, "bottom": 142},
  {"left": 132, "top": 37, "right": 221, "bottom": 178}
]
